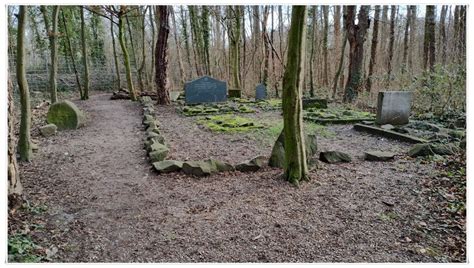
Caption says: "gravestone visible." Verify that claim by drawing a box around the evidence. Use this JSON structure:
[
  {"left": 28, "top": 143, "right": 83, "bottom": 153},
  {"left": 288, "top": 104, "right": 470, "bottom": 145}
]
[
  {"left": 184, "top": 76, "right": 227, "bottom": 104},
  {"left": 255, "top": 83, "right": 267, "bottom": 100},
  {"left": 376, "top": 91, "right": 413, "bottom": 125}
]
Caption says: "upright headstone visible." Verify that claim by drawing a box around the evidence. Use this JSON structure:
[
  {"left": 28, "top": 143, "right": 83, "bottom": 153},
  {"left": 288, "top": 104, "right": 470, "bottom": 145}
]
[
  {"left": 255, "top": 83, "right": 267, "bottom": 100},
  {"left": 376, "top": 91, "right": 412, "bottom": 125},
  {"left": 184, "top": 76, "right": 227, "bottom": 104}
]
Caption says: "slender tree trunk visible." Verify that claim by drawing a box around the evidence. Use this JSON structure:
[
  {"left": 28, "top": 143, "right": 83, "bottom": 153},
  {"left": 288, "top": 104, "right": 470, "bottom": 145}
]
[
  {"left": 149, "top": 6, "right": 156, "bottom": 88},
  {"left": 8, "top": 74, "right": 23, "bottom": 198},
  {"left": 334, "top": 5, "right": 341, "bottom": 62},
  {"left": 118, "top": 7, "right": 137, "bottom": 101},
  {"left": 80, "top": 6, "right": 89, "bottom": 100},
  {"left": 322, "top": 5, "right": 329, "bottom": 87},
  {"left": 271, "top": 5, "right": 278, "bottom": 98},
  {"left": 180, "top": 6, "right": 192, "bottom": 79},
  {"left": 41, "top": 6, "right": 60, "bottom": 103},
  {"left": 62, "top": 9, "right": 83, "bottom": 96},
  {"left": 439, "top": 5, "right": 448, "bottom": 64},
  {"left": 282, "top": 6, "right": 308, "bottom": 185},
  {"left": 110, "top": 16, "right": 121, "bottom": 89},
  {"left": 261, "top": 6, "right": 270, "bottom": 86},
  {"left": 386, "top": 5, "right": 396, "bottom": 86},
  {"left": 171, "top": 7, "right": 186, "bottom": 86},
  {"left": 366, "top": 5, "right": 380, "bottom": 92},
  {"left": 228, "top": 6, "right": 241, "bottom": 90},
  {"left": 201, "top": 6, "right": 211, "bottom": 75},
  {"left": 309, "top": 6, "right": 317, "bottom": 97},
  {"left": 380, "top": 6, "right": 389, "bottom": 64},
  {"left": 402, "top": 5, "right": 411, "bottom": 73},
  {"left": 126, "top": 13, "right": 142, "bottom": 92},
  {"left": 139, "top": 8, "right": 149, "bottom": 91},
  {"left": 17, "top": 6, "right": 33, "bottom": 161},
  {"left": 408, "top": 6, "right": 417, "bottom": 73},
  {"left": 343, "top": 6, "right": 370, "bottom": 103},
  {"left": 155, "top": 6, "right": 171, "bottom": 105}
]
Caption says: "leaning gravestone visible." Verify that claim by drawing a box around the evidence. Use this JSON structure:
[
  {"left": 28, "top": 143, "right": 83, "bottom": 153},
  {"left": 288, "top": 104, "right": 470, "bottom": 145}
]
[
  {"left": 184, "top": 76, "right": 227, "bottom": 104},
  {"left": 255, "top": 83, "right": 267, "bottom": 100},
  {"left": 376, "top": 91, "right": 413, "bottom": 125},
  {"left": 47, "top": 100, "right": 85, "bottom": 130}
]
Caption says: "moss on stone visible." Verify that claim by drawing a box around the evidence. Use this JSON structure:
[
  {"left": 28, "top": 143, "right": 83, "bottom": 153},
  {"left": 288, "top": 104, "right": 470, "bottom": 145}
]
[{"left": 46, "top": 100, "right": 85, "bottom": 130}]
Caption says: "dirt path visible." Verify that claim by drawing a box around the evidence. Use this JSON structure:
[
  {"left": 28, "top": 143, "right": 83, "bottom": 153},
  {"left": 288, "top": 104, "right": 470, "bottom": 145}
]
[{"left": 18, "top": 93, "right": 463, "bottom": 262}]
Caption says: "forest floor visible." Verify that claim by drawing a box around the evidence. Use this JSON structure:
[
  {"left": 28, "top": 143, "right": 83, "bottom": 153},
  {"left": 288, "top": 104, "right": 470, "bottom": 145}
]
[{"left": 9, "top": 92, "right": 466, "bottom": 263}]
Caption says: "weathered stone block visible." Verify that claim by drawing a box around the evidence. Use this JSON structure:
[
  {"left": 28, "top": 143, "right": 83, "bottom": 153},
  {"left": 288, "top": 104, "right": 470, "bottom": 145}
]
[
  {"left": 47, "top": 100, "right": 85, "bottom": 130},
  {"left": 375, "top": 91, "right": 412, "bottom": 125}
]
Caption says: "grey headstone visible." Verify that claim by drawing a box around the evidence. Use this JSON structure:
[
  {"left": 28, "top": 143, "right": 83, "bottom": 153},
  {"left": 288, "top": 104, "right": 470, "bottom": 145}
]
[
  {"left": 184, "top": 76, "right": 227, "bottom": 104},
  {"left": 376, "top": 91, "right": 412, "bottom": 125},
  {"left": 255, "top": 83, "right": 267, "bottom": 100}
]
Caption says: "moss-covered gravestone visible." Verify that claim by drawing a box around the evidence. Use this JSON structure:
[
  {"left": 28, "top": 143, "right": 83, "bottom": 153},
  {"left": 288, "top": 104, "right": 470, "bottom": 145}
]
[{"left": 47, "top": 100, "right": 85, "bottom": 130}]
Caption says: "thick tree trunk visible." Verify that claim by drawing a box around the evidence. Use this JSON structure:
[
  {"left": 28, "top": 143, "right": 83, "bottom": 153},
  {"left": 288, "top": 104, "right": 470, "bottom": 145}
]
[
  {"left": 343, "top": 6, "right": 370, "bottom": 103},
  {"left": 61, "top": 9, "right": 83, "bottom": 96},
  {"left": 155, "top": 6, "right": 171, "bottom": 105},
  {"left": 118, "top": 7, "right": 137, "bottom": 101},
  {"left": 17, "top": 6, "right": 33, "bottom": 161},
  {"left": 423, "top": 6, "right": 436, "bottom": 71},
  {"left": 8, "top": 74, "right": 23, "bottom": 197},
  {"left": 171, "top": 7, "right": 186, "bottom": 86},
  {"left": 366, "top": 5, "right": 380, "bottom": 92},
  {"left": 386, "top": 5, "right": 396, "bottom": 86},
  {"left": 282, "top": 6, "right": 308, "bottom": 185},
  {"left": 80, "top": 6, "right": 90, "bottom": 100},
  {"left": 110, "top": 16, "right": 121, "bottom": 89}
]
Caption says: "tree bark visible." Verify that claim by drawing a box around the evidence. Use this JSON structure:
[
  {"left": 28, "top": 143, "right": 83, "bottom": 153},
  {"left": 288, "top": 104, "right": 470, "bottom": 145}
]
[
  {"left": 423, "top": 6, "right": 436, "bottom": 71},
  {"left": 386, "top": 5, "right": 396, "bottom": 86},
  {"left": 61, "top": 9, "right": 83, "bottom": 96},
  {"left": 309, "top": 6, "right": 317, "bottom": 97},
  {"left": 80, "top": 6, "right": 90, "bottom": 100},
  {"left": 110, "top": 16, "right": 121, "bottom": 89},
  {"left": 408, "top": 6, "right": 416, "bottom": 73},
  {"left": 180, "top": 6, "right": 193, "bottom": 79},
  {"left": 8, "top": 74, "right": 23, "bottom": 197},
  {"left": 155, "top": 6, "right": 171, "bottom": 105},
  {"left": 228, "top": 6, "right": 241, "bottom": 90},
  {"left": 261, "top": 5, "right": 270, "bottom": 86},
  {"left": 282, "top": 6, "right": 308, "bottom": 185},
  {"left": 126, "top": 13, "right": 142, "bottom": 91},
  {"left": 343, "top": 6, "right": 370, "bottom": 103},
  {"left": 17, "top": 6, "right": 33, "bottom": 161},
  {"left": 171, "top": 6, "right": 186, "bottom": 86},
  {"left": 40, "top": 6, "right": 60, "bottom": 103},
  {"left": 366, "top": 5, "right": 380, "bottom": 92},
  {"left": 118, "top": 6, "right": 137, "bottom": 101},
  {"left": 322, "top": 6, "right": 329, "bottom": 87},
  {"left": 333, "top": 33, "right": 347, "bottom": 99},
  {"left": 439, "top": 5, "right": 448, "bottom": 64},
  {"left": 402, "top": 6, "right": 411, "bottom": 73}
]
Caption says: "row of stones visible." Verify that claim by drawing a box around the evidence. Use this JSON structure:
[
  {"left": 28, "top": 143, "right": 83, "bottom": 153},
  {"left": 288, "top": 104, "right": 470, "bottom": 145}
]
[{"left": 140, "top": 96, "right": 267, "bottom": 176}]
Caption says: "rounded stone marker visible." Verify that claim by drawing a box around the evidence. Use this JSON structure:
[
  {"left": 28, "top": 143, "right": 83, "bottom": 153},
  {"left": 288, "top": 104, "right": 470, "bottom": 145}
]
[{"left": 47, "top": 100, "right": 85, "bottom": 130}]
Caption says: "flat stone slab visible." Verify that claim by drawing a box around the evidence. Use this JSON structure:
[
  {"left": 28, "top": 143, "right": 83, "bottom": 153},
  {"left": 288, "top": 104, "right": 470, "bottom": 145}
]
[
  {"left": 354, "top": 123, "right": 429, "bottom": 144},
  {"left": 304, "top": 117, "right": 374, "bottom": 125},
  {"left": 376, "top": 91, "right": 412, "bottom": 125},
  {"left": 364, "top": 151, "right": 396, "bottom": 161},
  {"left": 185, "top": 76, "right": 227, "bottom": 104},
  {"left": 319, "top": 151, "right": 352, "bottom": 163},
  {"left": 153, "top": 160, "right": 183, "bottom": 173}
]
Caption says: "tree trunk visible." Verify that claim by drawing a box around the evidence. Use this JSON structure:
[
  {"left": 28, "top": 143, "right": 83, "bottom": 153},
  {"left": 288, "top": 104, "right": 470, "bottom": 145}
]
[
  {"left": 61, "top": 9, "right": 83, "bottom": 96},
  {"left": 343, "top": 6, "right": 370, "bottom": 103},
  {"left": 439, "top": 5, "right": 448, "bottom": 64},
  {"left": 201, "top": 6, "right": 211, "bottom": 75},
  {"left": 17, "top": 6, "right": 33, "bottom": 161},
  {"left": 139, "top": 8, "right": 149, "bottom": 91},
  {"left": 110, "top": 16, "right": 121, "bottom": 89},
  {"left": 80, "top": 6, "right": 90, "bottom": 100},
  {"left": 366, "top": 5, "right": 380, "bottom": 92},
  {"left": 423, "top": 6, "right": 436, "bottom": 71},
  {"left": 155, "top": 6, "right": 171, "bottom": 105},
  {"left": 402, "top": 5, "right": 411, "bottom": 73},
  {"left": 380, "top": 6, "right": 389, "bottom": 62},
  {"left": 333, "top": 33, "right": 347, "bottom": 98},
  {"left": 180, "top": 6, "right": 193, "bottom": 79},
  {"left": 8, "top": 74, "right": 23, "bottom": 197},
  {"left": 408, "top": 6, "right": 416, "bottom": 73},
  {"left": 149, "top": 6, "right": 156, "bottom": 89},
  {"left": 261, "top": 5, "right": 270, "bottom": 86},
  {"left": 322, "top": 5, "right": 329, "bottom": 87},
  {"left": 386, "top": 5, "right": 396, "bottom": 86},
  {"left": 309, "top": 6, "right": 317, "bottom": 97},
  {"left": 282, "top": 6, "right": 308, "bottom": 185},
  {"left": 118, "top": 6, "right": 137, "bottom": 101},
  {"left": 171, "top": 6, "right": 186, "bottom": 86},
  {"left": 41, "top": 6, "right": 60, "bottom": 103},
  {"left": 228, "top": 6, "right": 241, "bottom": 90},
  {"left": 126, "top": 13, "right": 142, "bottom": 91}
]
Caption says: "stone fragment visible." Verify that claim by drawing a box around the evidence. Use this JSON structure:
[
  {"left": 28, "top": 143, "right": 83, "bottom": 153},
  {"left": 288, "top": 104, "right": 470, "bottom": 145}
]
[
  {"left": 364, "top": 151, "right": 396, "bottom": 161},
  {"left": 39, "top": 124, "right": 57, "bottom": 137},
  {"left": 153, "top": 160, "right": 183, "bottom": 173},
  {"left": 319, "top": 151, "right": 351, "bottom": 163}
]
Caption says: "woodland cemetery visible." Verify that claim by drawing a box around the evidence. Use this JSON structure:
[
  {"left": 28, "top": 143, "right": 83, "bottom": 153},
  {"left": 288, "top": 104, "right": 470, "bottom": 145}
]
[{"left": 7, "top": 4, "right": 466, "bottom": 263}]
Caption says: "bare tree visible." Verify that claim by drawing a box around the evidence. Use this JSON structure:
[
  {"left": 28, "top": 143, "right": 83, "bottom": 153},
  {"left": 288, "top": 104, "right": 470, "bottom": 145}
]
[{"left": 155, "top": 6, "right": 171, "bottom": 104}]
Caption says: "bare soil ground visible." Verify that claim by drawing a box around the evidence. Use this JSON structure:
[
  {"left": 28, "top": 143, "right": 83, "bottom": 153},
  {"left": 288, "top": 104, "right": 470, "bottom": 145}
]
[{"left": 12, "top": 92, "right": 465, "bottom": 262}]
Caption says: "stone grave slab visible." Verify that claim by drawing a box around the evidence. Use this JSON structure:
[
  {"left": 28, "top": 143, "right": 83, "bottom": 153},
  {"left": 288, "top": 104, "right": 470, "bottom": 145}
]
[
  {"left": 376, "top": 91, "right": 412, "bottom": 125},
  {"left": 255, "top": 83, "right": 267, "bottom": 100},
  {"left": 184, "top": 76, "right": 227, "bottom": 104}
]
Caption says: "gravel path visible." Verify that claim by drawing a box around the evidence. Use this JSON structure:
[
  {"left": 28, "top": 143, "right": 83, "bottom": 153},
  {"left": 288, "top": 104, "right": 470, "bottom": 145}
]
[{"left": 17, "top": 93, "right": 462, "bottom": 262}]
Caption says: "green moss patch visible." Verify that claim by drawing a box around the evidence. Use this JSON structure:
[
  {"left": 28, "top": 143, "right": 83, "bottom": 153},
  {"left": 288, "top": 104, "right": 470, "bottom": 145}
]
[
  {"left": 197, "top": 115, "right": 264, "bottom": 132},
  {"left": 180, "top": 103, "right": 256, "bottom": 116},
  {"left": 304, "top": 107, "right": 375, "bottom": 124}
]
